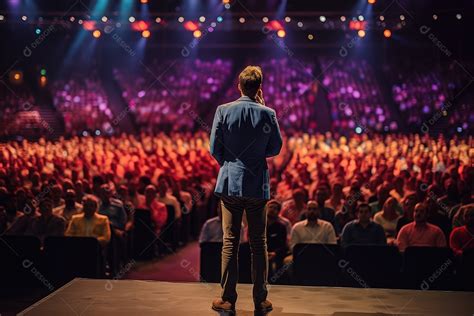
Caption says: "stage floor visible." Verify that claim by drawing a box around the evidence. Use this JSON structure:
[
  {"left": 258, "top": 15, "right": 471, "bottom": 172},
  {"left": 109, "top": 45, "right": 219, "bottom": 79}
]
[{"left": 19, "top": 278, "right": 474, "bottom": 315}]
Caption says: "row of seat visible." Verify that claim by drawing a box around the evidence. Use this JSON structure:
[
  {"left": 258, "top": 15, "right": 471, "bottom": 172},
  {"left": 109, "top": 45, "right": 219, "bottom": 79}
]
[
  {"left": 0, "top": 235, "right": 102, "bottom": 291},
  {"left": 200, "top": 243, "right": 474, "bottom": 291}
]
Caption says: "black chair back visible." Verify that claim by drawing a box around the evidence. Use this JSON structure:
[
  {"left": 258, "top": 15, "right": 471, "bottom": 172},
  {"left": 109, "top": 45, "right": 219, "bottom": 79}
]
[
  {"left": 0, "top": 235, "right": 42, "bottom": 290},
  {"left": 43, "top": 236, "right": 101, "bottom": 287},
  {"left": 293, "top": 243, "right": 341, "bottom": 286},
  {"left": 403, "top": 246, "right": 455, "bottom": 290},
  {"left": 341, "top": 245, "right": 402, "bottom": 288},
  {"left": 132, "top": 208, "right": 156, "bottom": 260}
]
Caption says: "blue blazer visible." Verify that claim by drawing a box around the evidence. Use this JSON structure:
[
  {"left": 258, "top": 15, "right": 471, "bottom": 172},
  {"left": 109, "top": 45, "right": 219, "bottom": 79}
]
[{"left": 210, "top": 96, "right": 283, "bottom": 199}]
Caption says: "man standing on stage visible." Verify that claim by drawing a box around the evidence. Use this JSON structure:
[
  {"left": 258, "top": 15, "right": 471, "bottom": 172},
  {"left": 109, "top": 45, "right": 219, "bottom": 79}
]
[{"left": 209, "top": 66, "right": 283, "bottom": 314}]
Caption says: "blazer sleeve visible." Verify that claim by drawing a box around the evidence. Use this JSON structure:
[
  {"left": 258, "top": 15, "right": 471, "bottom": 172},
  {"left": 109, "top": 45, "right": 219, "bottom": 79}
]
[
  {"left": 265, "top": 110, "right": 283, "bottom": 158},
  {"left": 209, "top": 106, "right": 225, "bottom": 165}
]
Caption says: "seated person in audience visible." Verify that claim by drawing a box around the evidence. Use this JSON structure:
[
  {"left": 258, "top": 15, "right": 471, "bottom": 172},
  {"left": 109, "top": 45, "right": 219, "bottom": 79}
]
[
  {"left": 280, "top": 188, "right": 308, "bottom": 225},
  {"left": 374, "top": 197, "right": 400, "bottom": 241},
  {"left": 157, "top": 178, "right": 182, "bottom": 221},
  {"left": 26, "top": 198, "right": 67, "bottom": 241},
  {"left": 334, "top": 185, "right": 360, "bottom": 234},
  {"left": 51, "top": 184, "right": 65, "bottom": 209},
  {"left": 396, "top": 193, "right": 417, "bottom": 234},
  {"left": 98, "top": 184, "right": 129, "bottom": 234},
  {"left": 53, "top": 189, "right": 82, "bottom": 223},
  {"left": 340, "top": 203, "right": 387, "bottom": 247},
  {"left": 66, "top": 194, "right": 111, "bottom": 247},
  {"left": 0, "top": 190, "right": 27, "bottom": 234},
  {"left": 199, "top": 201, "right": 246, "bottom": 243},
  {"left": 267, "top": 199, "right": 291, "bottom": 242},
  {"left": 138, "top": 185, "right": 168, "bottom": 234},
  {"left": 425, "top": 188, "right": 452, "bottom": 242},
  {"left": 290, "top": 200, "right": 337, "bottom": 251},
  {"left": 266, "top": 200, "right": 289, "bottom": 274},
  {"left": 369, "top": 184, "right": 391, "bottom": 216},
  {"left": 326, "top": 182, "right": 344, "bottom": 213},
  {"left": 450, "top": 204, "right": 474, "bottom": 256},
  {"left": 397, "top": 203, "right": 447, "bottom": 252},
  {"left": 309, "top": 185, "right": 336, "bottom": 227}
]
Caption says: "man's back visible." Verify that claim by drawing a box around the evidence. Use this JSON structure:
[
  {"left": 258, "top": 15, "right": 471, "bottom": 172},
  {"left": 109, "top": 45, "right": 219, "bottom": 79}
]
[{"left": 210, "top": 96, "right": 282, "bottom": 199}]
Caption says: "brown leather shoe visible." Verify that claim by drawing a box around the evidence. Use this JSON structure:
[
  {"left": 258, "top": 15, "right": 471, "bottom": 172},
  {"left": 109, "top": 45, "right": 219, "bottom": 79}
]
[
  {"left": 255, "top": 299, "right": 273, "bottom": 313},
  {"left": 211, "top": 298, "right": 235, "bottom": 313}
]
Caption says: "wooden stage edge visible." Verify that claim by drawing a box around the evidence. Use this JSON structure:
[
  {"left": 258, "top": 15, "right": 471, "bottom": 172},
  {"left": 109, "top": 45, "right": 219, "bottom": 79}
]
[{"left": 19, "top": 278, "right": 474, "bottom": 316}]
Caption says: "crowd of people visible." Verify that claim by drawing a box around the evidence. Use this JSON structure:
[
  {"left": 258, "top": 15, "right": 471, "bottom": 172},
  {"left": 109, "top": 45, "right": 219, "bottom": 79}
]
[
  {"left": 114, "top": 58, "right": 233, "bottom": 132},
  {"left": 0, "top": 84, "right": 46, "bottom": 138},
  {"left": 1, "top": 131, "right": 470, "bottom": 278},
  {"left": 199, "top": 132, "right": 473, "bottom": 278},
  {"left": 51, "top": 72, "right": 114, "bottom": 135},
  {"left": 321, "top": 58, "right": 398, "bottom": 132},
  {"left": 218, "top": 58, "right": 318, "bottom": 132},
  {"left": 387, "top": 60, "right": 473, "bottom": 133}
]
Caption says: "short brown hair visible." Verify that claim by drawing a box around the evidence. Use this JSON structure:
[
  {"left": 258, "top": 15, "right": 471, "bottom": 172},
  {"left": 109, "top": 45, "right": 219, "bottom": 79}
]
[{"left": 239, "top": 65, "right": 262, "bottom": 98}]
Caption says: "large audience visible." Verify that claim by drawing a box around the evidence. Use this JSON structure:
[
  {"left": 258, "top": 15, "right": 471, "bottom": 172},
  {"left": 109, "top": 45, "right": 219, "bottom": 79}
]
[
  {"left": 387, "top": 60, "right": 473, "bottom": 133},
  {"left": 51, "top": 72, "right": 114, "bottom": 135},
  {"left": 1, "top": 132, "right": 472, "bottom": 279},
  {"left": 218, "top": 58, "right": 318, "bottom": 132},
  {"left": 0, "top": 84, "right": 46, "bottom": 138},
  {"left": 321, "top": 58, "right": 398, "bottom": 132},
  {"left": 114, "top": 58, "right": 232, "bottom": 132}
]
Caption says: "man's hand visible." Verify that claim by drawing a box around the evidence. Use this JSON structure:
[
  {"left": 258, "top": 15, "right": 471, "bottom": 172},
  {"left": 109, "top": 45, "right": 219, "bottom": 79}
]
[{"left": 256, "top": 89, "right": 265, "bottom": 105}]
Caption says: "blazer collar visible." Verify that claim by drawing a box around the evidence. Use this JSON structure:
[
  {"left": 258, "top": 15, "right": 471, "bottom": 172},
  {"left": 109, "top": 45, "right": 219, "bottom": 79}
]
[{"left": 237, "top": 95, "right": 257, "bottom": 103}]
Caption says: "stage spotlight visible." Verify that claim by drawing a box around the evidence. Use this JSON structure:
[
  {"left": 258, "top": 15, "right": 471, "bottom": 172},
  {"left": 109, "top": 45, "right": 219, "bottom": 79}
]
[
  {"left": 319, "top": 16, "right": 326, "bottom": 23},
  {"left": 142, "top": 30, "right": 150, "bottom": 38},
  {"left": 69, "top": 16, "right": 75, "bottom": 22},
  {"left": 400, "top": 15, "right": 405, "bottom": 21},
  {"left": 357, "top": 30, "right": 366, "bottom": 37},
  {"left": 355, "top": 126, "right": 363, "bottom": 134},
  {"left": 222, "top": 0, "right": 230, "bottom": 3},
  {"left": 239, "top": 17, "right": 245, "bottom": 23},
  {"left": 21, "top": 15, "right": 27, "bottom": 21},
  {"left": 40, "top": 76, "right": 47, "bottom": 87},
  {"left": 358, "top": 15, "right": 364, "bottom": 21},
  {"left": 340, "top": 16, "right": 346, "bottom": 22},
  {"left": 101, "top": 16, "right": 107, "bottom": 22},
  {"left": 40, "top": 69, "right": 46, "bottom": 76},
  {"left": 155, "top": 17, "right": 161, "bottom": 23},
  {"left": 383, "top": 29, "right": 391, "bottom": 38},
  {"left": 277, "top": 29, "right": 286, "bottom": 38},
  {"left": 0, "top": 15, "right": 4, "bottom": 21},
  {"left": 140, "top": 0, "right": 148, "bottom": 3},
  {"left": 433, "top": 14, "right": 438, "bottom": 20},
  {"left": 93, "top": 30, "right": 101, "bottom": 38},
  {"left": 199, "top": 16, "right": 206, "bottom": 22},
  {"left": 95, "top": 130, "right": 101, "bottom": 136},
  {"left": 224, "top": 3, "right": 231, "bottom": 9},
  {"left": 211, "top": 22, "right": 217, "bottom": 27},
  {"left": 35, "top": 28, "right": 41, "bottom": 35},
  {"left": 178, "top": 16, "right": 184, "bottom": 23},
  {"left": 285, "top": 16, "right": 291, "bottom": 22},
  {"left": 129, "top": 16, "right": 136, "bottom": 22},
  {"left": 308, "top": 34, "right": 314, "bottom": 40},
  {"left": 297, "top": 21, "right": 303, "bottom": 28},
  {"left": 368, "top": 0, "right": 376, "bottom": 3},
  {"left": 379, "top": 15, "right": 385, "bottom": 21},
  {"left": 456, "top": 14, "right": 462, "bottom": 20},
  {"left": 193, "top": 30, "right": 202, "bottom": 38},
  {"left": 78, "top": 19, "right": 83, "bottom": 24},
  {"left": 262, "top": 17, "right": 269, "bottom": 23},
  {"left": 217, "top": 16, "right": 223, "bottom": 23}
]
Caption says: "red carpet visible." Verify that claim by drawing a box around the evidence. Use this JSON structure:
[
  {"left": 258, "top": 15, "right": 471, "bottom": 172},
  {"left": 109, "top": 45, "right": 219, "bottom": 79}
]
[{"left": 125, "top": 241, "right": 201, "bottom": 282}]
